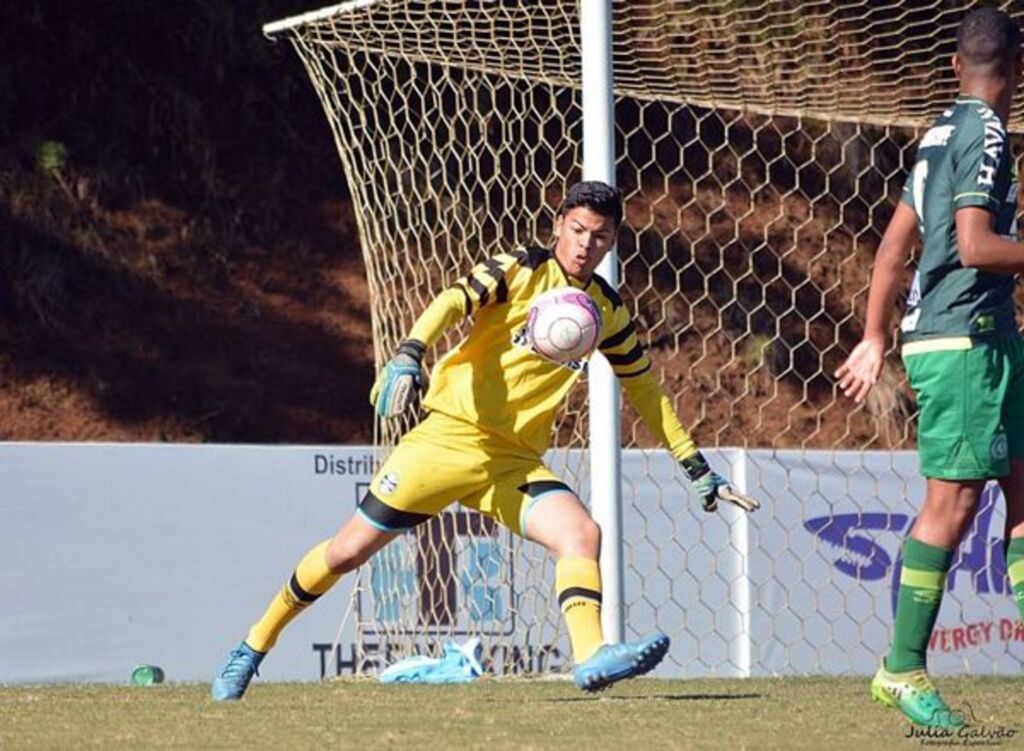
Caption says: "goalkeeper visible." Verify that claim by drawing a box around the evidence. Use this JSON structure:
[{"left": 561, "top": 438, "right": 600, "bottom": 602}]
[
  {"left": 212, "top": 180, "right": 758, "bottom": 701},
  {"left": 836, "top": 8, "right": 1024, "bottom": 730}
]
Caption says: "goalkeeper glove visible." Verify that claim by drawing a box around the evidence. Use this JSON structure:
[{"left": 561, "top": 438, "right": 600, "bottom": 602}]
[
  {"left": 680, "top": 452, "right": 760, "bottom": 513},
  {"left": 369, "top": 340, "right": 426, "bottom": 418}
]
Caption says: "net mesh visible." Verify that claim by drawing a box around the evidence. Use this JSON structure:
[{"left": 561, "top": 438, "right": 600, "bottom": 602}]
[{"left": 271, "top": 0, "right": 1024, "bottom": 676}]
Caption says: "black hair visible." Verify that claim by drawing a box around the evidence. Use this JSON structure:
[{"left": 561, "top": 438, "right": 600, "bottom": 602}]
[
  {"left": 957, "top": 7, "right": 1021, "bottom": 72},
  {"left": 558, "top": 180, "right": 624, "bottom": 227}
]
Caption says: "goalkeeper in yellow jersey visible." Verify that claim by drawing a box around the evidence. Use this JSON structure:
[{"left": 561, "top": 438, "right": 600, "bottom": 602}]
[{"left": 211, "top": 180, "right": 759, "bottom": 700}]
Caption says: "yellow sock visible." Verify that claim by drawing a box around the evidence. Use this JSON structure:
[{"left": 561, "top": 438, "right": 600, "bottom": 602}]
[
  {"left": 556, "top": 555, "right": 604, "bottom": 663},
  {"left": 245, "top": 540, "right": 341, "bottom": 653}
]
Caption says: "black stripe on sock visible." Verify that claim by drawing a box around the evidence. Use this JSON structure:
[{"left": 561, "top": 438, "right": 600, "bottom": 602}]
[
  {"left": 289, "top": 573, "right": 320, "bottom": 604},
  {"left": 558, "top": 586, "right": 603, "bottom": 607},
  {"left": 359, "top": 490, "right": 433, "bottom": 531}
]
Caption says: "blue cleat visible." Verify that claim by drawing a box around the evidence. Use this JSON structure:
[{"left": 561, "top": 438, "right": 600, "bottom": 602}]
[
  {"left": 211, "top": 641, "right": 265, "bottom": 701},
  {"left": 573, "top": 632, "right": 670, "bottom": 693}
]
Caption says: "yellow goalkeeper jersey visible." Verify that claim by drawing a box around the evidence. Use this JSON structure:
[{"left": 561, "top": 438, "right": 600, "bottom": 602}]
[{"left": 407, "top": 246, "right": 697, "bottom": 460}]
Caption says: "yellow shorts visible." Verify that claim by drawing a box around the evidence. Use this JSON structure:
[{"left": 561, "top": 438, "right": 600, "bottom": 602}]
[{"left": 359, "top": 412, "right": 573, "bottom": 536}]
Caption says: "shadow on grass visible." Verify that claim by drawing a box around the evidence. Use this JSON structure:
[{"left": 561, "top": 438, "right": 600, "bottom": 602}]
[{"left": 546, "top": 692, "right": 763, "bottom": 703}]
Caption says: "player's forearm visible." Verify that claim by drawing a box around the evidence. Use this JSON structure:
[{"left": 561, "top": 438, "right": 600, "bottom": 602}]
[
  {"left": 406, "top": 287, "right": 468, "bottom": 348},
  {"left": 861, "top": 245, "right": 906, "bottom": 340},
  {"left": 860, "top": 201, "right": 917, "bottom": 340},
  {"left": 620, "top": 372, "right": 698, "bottom": 460},
  {"left": 956, "top": 206, "right": 1024, "bottom": 273},
  {"left": 959, "top": 232, "right": 1024, "bottom": 274}
]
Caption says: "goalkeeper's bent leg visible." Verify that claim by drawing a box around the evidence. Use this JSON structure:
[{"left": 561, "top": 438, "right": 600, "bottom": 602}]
[
  {"left": 245, "top": 540, "right": 342, "bottom": 652},
  {"left": 213, "top": 510, "right": 403, "bottom": 700},
  {"left": 246, "top": 514, "right": 399, "bottom": 653},
  {"left": 520, "top": 488, "right": 604, "bottom": 664},
  {"left": 213, "top": 540, "right": 341, "bottom": 702}
]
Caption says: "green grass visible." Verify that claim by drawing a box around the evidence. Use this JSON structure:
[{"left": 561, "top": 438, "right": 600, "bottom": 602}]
[{"left": 1, "top": 677, "right": 1021, "bottom": 750}]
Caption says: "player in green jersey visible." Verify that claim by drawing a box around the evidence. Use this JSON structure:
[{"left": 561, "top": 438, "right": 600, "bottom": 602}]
[{"left": 836, "top": 8, "right": 1024, "bottom": 729}]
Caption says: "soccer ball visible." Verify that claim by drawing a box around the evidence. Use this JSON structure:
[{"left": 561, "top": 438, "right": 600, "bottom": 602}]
[{"left": 527, "top": 288, "right": 602, "bottom": 363}]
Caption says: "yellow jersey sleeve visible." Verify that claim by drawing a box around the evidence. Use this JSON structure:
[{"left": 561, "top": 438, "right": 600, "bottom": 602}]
[
  {"left": 598, "top": 301, "right": 698, "bottom": 461},
  {"left": 620, "top": 372, "right": 698, "bottom": 461},
  {"left": 408, "top": 251, "right": 526, "bottom": 347}
]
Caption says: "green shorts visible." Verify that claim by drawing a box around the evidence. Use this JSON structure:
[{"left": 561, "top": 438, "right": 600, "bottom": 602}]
[{"left": 902, "top": 336, "right": 1024, "bottom": 480}]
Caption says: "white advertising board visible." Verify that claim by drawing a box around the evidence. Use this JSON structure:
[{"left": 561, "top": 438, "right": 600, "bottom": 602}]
[{"left": 2, "top": 444, "right": 1021, "bottom": 683}]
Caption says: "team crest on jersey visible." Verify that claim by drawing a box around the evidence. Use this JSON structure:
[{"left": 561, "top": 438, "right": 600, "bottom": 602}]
[
  {"left": 971, "top": 314, "right": 996, "bottom": 335},
  {"left": 378, "top": 472, "right": 400, "bottom": 495},
  {"left": 991, "top": 433, "right": 1008, "bottom": 462},
  {"left": 511, "top": 325, "right": 530, "bottom": 349}
]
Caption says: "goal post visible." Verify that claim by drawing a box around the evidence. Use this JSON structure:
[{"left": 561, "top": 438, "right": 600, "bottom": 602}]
[
  {"left": 579, "top": 0, "right": 624, "bottom": 646},
  {"left": 263, "top": 1, "right": 1024, "bottom": 678}
]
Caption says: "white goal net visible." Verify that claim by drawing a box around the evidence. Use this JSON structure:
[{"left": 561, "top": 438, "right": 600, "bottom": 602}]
[{"left": 265, "top": 0, "right": 1024, "bottom": 677}]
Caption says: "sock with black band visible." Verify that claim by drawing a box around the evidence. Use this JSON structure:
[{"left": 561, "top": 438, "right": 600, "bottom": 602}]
[
  {"left": 556, "top": 555, "right": 604, "bottom": 664},
  {"left": 245, "top": 540, "right": 341, "bottom": 653}
]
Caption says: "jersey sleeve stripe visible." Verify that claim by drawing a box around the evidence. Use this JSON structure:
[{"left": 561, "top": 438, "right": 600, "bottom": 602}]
[
  {"left": 615, "top": 361, "right": 652, "bottom": 378},
  {"left": 953, "top": 191, "right": 999, "bottom": 201},
  {"left": 604, "top": 343, "right": 644, "bottom": 366},
  {"left": 467, "top": 275, "right": 491, "bottom": 306},
  {"left": 513, "top": 246, "right": 551, "bottom": 270},
  {"left": 600, "top": 321, "right": 636, "bottom": 350},
  {"left": 589, "top": 274, "right": 623, "bottom": 309},
  {"left": 453, "top": 282, "right": 473, "bottom": 315},
  {"left": 478, "top": 257, "right": 514, "bottom": 304},
  {"left": 482, "top": 257, "right": 506, "bottom": 280}
]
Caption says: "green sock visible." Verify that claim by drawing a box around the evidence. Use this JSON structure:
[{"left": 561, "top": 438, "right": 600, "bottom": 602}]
[
  {"left": 886, "top": 538, "right": 953, "bottom": 674},
  {"left": 1007, "top": 537, "right": 1024, "bottom": 621}
]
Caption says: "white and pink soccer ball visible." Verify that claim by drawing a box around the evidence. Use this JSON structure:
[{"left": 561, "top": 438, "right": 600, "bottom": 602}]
[{"left": 527, "top": 287, "right": 602, "bottom": 363}]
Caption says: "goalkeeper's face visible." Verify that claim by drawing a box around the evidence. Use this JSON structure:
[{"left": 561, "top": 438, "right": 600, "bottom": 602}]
[{"left": 553, "top": 207, "right": 618, "bottom": 280}]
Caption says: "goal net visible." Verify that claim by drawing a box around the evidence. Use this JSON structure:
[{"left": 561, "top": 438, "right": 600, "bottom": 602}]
[{"left": 265, "top": 0, "right": 1024, "bottom": 677}]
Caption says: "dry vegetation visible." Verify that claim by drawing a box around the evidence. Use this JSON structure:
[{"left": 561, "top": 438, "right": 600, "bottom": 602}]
[{"left": 2, "top": 2, "right": 1021, "bottom": 450}]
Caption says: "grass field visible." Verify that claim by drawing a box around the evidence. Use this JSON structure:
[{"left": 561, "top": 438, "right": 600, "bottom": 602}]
[{"left": 2, "top": 676, "right": 1022, "bottom": 750}]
